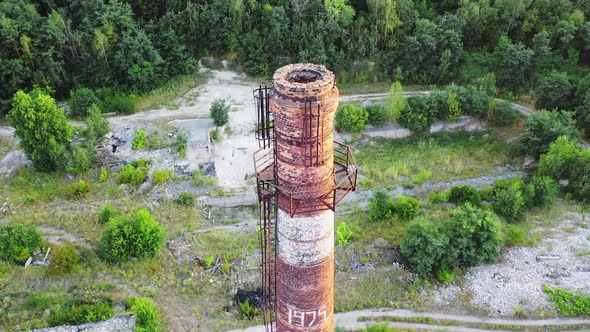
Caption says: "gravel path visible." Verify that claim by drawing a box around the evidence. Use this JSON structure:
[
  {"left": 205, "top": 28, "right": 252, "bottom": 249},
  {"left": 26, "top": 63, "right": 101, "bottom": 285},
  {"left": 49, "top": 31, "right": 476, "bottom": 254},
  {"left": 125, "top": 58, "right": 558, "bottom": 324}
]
[{"left": 229, "top": 308, "right": 590, "bottom": 332}]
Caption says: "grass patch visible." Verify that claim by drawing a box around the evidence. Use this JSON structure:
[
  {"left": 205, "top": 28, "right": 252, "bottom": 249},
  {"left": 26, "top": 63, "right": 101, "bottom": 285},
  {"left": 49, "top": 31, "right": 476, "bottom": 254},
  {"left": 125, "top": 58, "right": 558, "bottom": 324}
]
[
  {"left": 135, "top": 72, "right": 206, "bottom": 112},
  {"left": 544, "top": 287, "right": 590, "bottom": 316},
  {"left": 356, "top": 131, "right": 518, "bottom": 190},
  {"left": 575, "top": 250, "right": 590, "bottom": 256}
]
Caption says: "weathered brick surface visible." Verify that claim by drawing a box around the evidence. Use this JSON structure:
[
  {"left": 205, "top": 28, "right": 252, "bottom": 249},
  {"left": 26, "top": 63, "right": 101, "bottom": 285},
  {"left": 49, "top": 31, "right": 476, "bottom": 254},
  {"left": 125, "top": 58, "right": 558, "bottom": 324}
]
[{"left": 271, "top": 64, "right": 338, "bottom": 332}]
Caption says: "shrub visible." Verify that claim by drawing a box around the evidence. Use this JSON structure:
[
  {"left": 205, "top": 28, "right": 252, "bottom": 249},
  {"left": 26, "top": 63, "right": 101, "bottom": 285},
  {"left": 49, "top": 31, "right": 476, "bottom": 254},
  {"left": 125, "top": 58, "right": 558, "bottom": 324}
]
[
  {"left": 538, "top": 136, "right": 581, "bottom": 180},
  {"left": 493, "top": 178, "right": 526, "bottom": 223},
  {"left": 0, "top": 224, "right": 42, "bottom": 264},
  {"left": 98, "top": 209, "right": 166, "bottom": 262},
  {"left": 436, "top": 268, "right": 455, "bottom": 285},
  {"left": 126, "top": 297, "right": 161, "bottom": 332},
  {"left": 177, "top": 192, "right": 195, "bottom": 206},
  {"left": 519, "top": 110, "right": 581, "bottom": 157},
  {"left": 98, "top": 89, "right": 138, "bottom": 114},
  {"left": 132, "top": 129, "right": 148, "bottom": 150},
  {"left": 445, "top": 204, "right": 504, "bottom": 267},
  {"left": 68, "top": 145, "right": 95, "bottom": 174},
  {"left": 117, "top": 164, "right": 148, "bottom": 185},
  {"left": 534, "top": 71, "right": 574, "bottom": 111},
  {"left": 527, "top": 176, "right": 559, "bottom": 207},
  {"left": 48, "top": 245, "right": 80, "bottom": 275},
  {"left": 490, "top": 101, "right": 520, "bottom": 127},
  {"left": 369, "top": 190, "right": 394, "bottom": 221},
  {"left": 385, "top": 81, "right": 405, "bottom": 122},
  {"left": 576, "top": 93, "right": 590, "bottom": 138},
  {"left": 152, "top": 170, "right": 171, "bottom": 185},
  {"left": 176, "top": 131, "right": 187, "bottom": 157},
  {"left": 393, "top": 196, "right": 419, "bottom": 220},
  {"left": 8, "top": 89, "right": 73, "bottom": 172},
  {"left": 445, "top": 91, "right": 461, "bottom": 122},
  {"left": 210, "top": 99, "right": 230, "bottom": 127},
  {"left": 448, "top": 185, "right": 481, "bottom": 206},
  {"left": 544, "top": 287, "right": 590, "bottom": 317},
  {"left": 237, "top": 299, "right": 260, "bottom": 320},
  {"left": 210, "top": 129, "right": 221, "bottom": 142},
  {"left": 365, "top": 104, "right": 387, "bottom": 125},
  {"left": 99, "top": 203, "right": 119, "bottom": 223},
  {"left": 399, "top": 97, "right": 429, "bottom": 133},
  {"left": 69, "top": 87, "right": 98, "bottom": 118},
  {"left": 65, "top": 180, "right": 92, "bottom": 198},
  {"left": 451, "top": 85, "right": 490, "bottom": 118},
  {"left": 335, "top": 104, "right": 369, "bottom": 134},
  {"left": 84, "top": 104, "right": 110, "bottom": 144},
  {"left": 48, "top": 298, "right": 113, "bottom": 326},
  {"left": 570, "top": 150, "right": 590, "bottom": 202},
  {"left": 401, "top": 220, "right": 448, "bottom": 276},
  {"left": 336, "top": 222, "right": 354, "bottom": 247},
  {"left": 505, "top": 224, "right": 527, "bottom": 246},
  {"left": 99, "top": 167, "right": 109, "bottom": 182}
]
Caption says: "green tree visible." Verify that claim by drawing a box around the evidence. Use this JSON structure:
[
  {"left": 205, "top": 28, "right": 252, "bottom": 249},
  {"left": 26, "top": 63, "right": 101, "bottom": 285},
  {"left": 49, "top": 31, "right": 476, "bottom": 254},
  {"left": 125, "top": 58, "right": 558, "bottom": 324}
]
[
  {"left": 446, "top": 204, "right": 504, "bottom": 267},
  {"left": 335, "top": 104, "right": 369, "bottom": 134},
  {"left": 69, "top": 87, "right": 98, "bottom": 118},
  {"left": 570, "top": 149, "right": 590, "bottom": 202},
  {"left": 538, "top": 136, "right": 581, "bottom": 179},
  {"left": 84, "top": 104, "right": 110, "bottom": 145},
  {"left": 495, "top": 35, "right": 534, "bottom": 91},
  {"left": 401, "top": 220, "right": 448, "bottom": 276},
  {"left": 519, "top": 110, "right": 581, "bottom": 157},
  {"left": 8, "top": 89, "right": 73, "bottom": 172},
  {"left": 386, "top": 81, "right": 405, "bottom": 122},
  {"left": 369, "top": 190, "right": 394, "bottom": 221},
  {"left": 98, "top": 208, "right": 166, "bottom": 262},
  {"left": 534, "top": 72, "right": 573, "bottom": 111},
  {"left": 576, "top": 93, "right": 590, "bottom": 138},
  {"left": 0, "top": 223, "right": 42, "bottom": 264},
  {"left": 210, "top": 99, "right": 230, "bottom": 127}
]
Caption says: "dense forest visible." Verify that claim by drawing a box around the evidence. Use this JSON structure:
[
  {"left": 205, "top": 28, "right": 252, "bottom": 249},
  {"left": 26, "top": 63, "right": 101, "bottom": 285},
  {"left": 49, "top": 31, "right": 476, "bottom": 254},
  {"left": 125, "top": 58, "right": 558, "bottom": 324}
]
[{"left": 1, "top": 0, "right": 590, "bottom": 132}]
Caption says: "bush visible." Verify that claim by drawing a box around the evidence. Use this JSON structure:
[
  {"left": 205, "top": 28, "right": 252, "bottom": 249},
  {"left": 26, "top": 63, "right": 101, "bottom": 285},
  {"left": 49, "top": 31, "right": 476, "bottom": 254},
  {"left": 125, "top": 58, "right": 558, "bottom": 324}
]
[
  {"left": 99, "top": 203, "right": 119, "bottom": 223},
  {"left": 385, "top": 81, "right": 405, "bottom": 122},
  {"left": 436, "top": 268, "right": 455, "bottom": 285},
  {"left": 534, "top": 71, "right": 574, "bottom": 111},
  {"left": 65, "top": 179, "right": 92, "bottom": 198},
  {"left": 98, "top": 89, "right": 138, "bottom": 114},
  {"left": 369, "top": 190, "right": 394, "bottom": 221},
  {"left": 335, "top": 104, "right": 369, "bottom": 134},
  {"left": 527, "top": 176, "right": 559, "bottom": 207},
  {"left": 393, "top": 196, "right": 419, "bottom": 220},
  {"left": 68, "top": 145, "right": 95, "bottom": 174},
  {"left": 493, "top": 178, "right": 526, "bottom": 223},
  {"left": 401, "top": 220, "right": 448, "bottom": 276},
  {"left": 365, "top": 104, "right": 387, "bottom": 125},
  {"left": 152, "top": 170, "right": 171, "bottom": 185},
  {"left": 237, "top": 299, "right": 260, "bottom": 320},
  {"left": 84, "top": 104, "right": 110, "bottom": 144},
  {"left": 451, "top": 85, "right": 490, "bottom": 118},
  {"left": 489, "top": 101, "right": 519, "bottom": 127},
  {"left": 126, "top": 297, "right": 161, "bottom": 332},
  {"left": 399, "top": 99, "right": 429, "bottom": 133},
  {"left": 48, "top": 244, "right": 80, "bottom": 275},
  {"left": 177, "top": 192, "right": 195, "bottom": 206},
  {"left": 445, "top": 91, "right": 461, "bottom": 122},
  {"left": 336, "top": 222, "right": 354, "bottom": 247},
  {"left": 448, "top": 185, "right": 481, "bottom": 206},
  {"left": 98, "top": 209, "right": 166, "bottom": 262},
  {"left": 48, "top": 298, "right": 113, "bottom": 326},
  {"left": 445, "top": 204, "right": 504, "bottom": 267},
  {"left": 504, "top": 224, "right": 527, "bottom": 246},
  {"left": 69, "top": 87, "right": 98, "bottom": 118},
  {"left": 538, "top": 136, "right": 581, "bottom": 180},
  {"left": 570, "top": 150, "right": 590, "bottom": 202},
  {"left": 0, "top": 224, "right": 42, "bottom": 263},
  {"left": 210, "top": 99, "right": 230, "bottom": 127},
  {"left": 519, "top": 110, "right": 581, "bottom": 157},
  {"left": 132, "top": 129, "right": 148, "bottom": 150},
  {"left": 544, "top": 287, "right": 590, "bottom": 317},
  {"left": 210, "top": 129, "right": 221, "bottom": 142},
  {"left": 117, "top": 164, "right": 148, "bottom": 185}
]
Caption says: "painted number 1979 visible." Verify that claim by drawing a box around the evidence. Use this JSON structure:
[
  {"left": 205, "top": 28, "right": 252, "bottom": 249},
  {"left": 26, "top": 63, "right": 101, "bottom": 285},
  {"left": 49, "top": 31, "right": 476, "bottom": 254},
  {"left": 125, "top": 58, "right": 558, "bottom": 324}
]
[{"left": 287, "top": 305, "right": 327, "bottom": 327}]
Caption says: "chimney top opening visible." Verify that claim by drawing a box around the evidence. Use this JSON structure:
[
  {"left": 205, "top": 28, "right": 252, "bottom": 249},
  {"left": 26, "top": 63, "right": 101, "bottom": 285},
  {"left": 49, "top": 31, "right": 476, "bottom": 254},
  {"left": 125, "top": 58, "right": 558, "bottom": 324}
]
[{"left": 285, "top": 69, "right": 323, "bottom": 84}]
